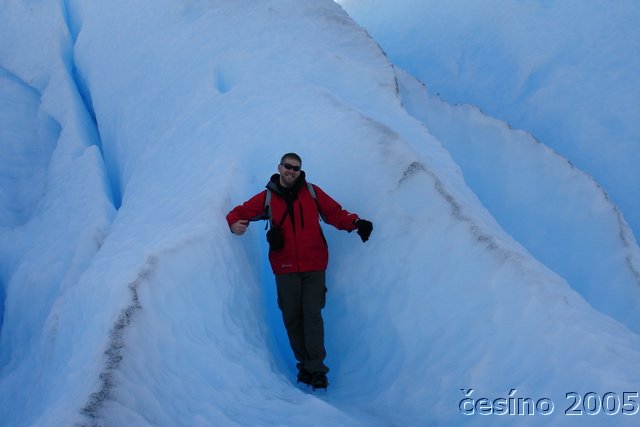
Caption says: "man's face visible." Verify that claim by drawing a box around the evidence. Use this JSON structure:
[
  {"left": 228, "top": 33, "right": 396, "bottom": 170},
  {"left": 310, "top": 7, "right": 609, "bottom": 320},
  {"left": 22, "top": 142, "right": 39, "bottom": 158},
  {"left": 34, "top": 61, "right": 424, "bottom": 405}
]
[{"left": 278, "top": 158, "right": 302, "bottom": 188}]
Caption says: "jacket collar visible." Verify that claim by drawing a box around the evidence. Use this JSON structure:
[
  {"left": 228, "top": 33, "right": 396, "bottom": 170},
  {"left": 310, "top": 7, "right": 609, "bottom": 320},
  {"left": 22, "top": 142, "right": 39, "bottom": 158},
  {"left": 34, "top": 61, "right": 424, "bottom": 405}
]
[{"left": 266, "top": 171, "right": 306, "bottom": 197}]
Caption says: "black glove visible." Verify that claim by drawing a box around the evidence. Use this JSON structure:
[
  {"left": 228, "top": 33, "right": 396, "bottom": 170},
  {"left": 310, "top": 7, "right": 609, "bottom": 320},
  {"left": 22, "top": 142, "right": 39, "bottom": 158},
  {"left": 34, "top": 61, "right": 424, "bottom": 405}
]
[{"left": 355, "top": 219, "right": 373, "bottom": 242}]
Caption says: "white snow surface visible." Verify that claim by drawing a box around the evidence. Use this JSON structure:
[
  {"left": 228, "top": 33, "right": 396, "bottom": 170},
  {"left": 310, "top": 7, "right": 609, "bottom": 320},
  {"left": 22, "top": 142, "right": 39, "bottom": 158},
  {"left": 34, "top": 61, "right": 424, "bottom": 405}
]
[
  {"left": 338, "top": 0, "right": 640, "bottom": 242},
  {"left": 1, "top": 0, "right": 639, "bottom": 426}
]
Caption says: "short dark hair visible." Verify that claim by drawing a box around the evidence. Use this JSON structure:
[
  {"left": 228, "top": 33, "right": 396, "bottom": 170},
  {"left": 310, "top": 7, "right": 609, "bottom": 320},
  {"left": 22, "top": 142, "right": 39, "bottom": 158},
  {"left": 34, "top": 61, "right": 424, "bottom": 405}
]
[{"left": 280, "top": 152, "right": 302, "bottom": 165}]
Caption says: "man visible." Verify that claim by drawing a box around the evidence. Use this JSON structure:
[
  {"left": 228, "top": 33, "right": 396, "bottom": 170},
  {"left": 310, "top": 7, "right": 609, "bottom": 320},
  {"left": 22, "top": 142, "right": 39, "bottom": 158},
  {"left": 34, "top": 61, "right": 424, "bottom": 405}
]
[{"left": 226, "top": 153, "right": 373, "bottom": 389}]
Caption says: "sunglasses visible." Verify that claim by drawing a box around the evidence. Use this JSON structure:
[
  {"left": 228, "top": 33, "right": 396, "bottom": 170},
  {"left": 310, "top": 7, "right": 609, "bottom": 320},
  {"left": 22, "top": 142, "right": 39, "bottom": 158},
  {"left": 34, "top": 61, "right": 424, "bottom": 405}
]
[{"left": 281, "top": 163, "right": 301, "bottom": 172}]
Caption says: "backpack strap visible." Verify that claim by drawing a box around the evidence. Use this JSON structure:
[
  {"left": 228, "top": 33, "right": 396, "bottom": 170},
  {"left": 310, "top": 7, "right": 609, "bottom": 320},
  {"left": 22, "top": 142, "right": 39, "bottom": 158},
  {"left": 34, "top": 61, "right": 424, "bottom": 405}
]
[
  {"left": 248, "top": 190, "right": 272, "bottom": 223},
  {"left": 306, "top": 182, "right": 327, "bottom": 223},
  {"left": 306, "top": 182, "right": 317, "bottom": 199},
  {"left": 264, "top": 188, "right": 272, "bottom": 221}
]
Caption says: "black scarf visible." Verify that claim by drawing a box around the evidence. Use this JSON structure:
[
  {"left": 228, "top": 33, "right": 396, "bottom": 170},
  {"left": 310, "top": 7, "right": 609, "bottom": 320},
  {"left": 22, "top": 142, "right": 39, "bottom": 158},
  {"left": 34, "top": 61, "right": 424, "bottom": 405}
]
[{"left": 267, "top": 172, "right": 306, "bottom": 229}]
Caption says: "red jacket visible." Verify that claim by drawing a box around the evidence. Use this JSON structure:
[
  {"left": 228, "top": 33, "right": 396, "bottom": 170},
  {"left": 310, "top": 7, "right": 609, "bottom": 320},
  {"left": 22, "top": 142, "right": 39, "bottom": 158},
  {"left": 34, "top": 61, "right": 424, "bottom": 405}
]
[{"left": 226, "top": 174, "right": 359, "bottom": 274}]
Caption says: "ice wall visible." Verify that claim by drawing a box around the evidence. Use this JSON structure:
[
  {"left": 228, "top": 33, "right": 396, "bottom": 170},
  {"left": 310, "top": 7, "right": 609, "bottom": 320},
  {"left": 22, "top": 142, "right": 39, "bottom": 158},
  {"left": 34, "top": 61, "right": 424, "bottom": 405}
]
[
  {"left": 1, "top": 1, "right": 640, "bottom": 426},
  {"left": 395, "top": 67, "right": 640, "bottom": 334},
  {"left": 337, "top": 0, "right": 640, "bottom": 241}
]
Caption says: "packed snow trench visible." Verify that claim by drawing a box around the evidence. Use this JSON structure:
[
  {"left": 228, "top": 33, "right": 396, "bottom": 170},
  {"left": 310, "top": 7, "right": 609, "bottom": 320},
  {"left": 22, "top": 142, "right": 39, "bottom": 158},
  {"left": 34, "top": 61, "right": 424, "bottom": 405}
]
[{"left": 1, "top": 1, "right": 639, "bottom": 426}]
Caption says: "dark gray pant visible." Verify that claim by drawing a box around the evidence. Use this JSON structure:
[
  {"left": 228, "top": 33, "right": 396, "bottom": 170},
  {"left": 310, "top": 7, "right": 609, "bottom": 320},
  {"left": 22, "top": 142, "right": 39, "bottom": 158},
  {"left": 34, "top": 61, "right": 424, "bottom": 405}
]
[{"left": 275, "top": 270, "right": 329, "bottom": 374}]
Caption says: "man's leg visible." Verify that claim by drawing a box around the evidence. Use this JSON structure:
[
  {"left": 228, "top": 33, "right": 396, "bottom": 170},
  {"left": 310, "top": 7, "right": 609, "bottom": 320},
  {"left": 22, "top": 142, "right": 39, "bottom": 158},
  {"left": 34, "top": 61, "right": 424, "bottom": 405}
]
[
  {"left": 275, "top": 273, "right": 306, "bottom": 365},
  {"left": 301, "top": 270, "right": 329, "bottom": 374}
]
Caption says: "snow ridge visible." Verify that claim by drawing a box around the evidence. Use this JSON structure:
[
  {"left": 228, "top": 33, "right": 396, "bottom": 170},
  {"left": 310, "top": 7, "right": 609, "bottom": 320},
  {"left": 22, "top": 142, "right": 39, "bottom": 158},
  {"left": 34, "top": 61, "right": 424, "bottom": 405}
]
[
  {"left": 79, "top": 258, "right": 149, "bottom": 424},
  {"left": 59, "top": 0, "right": 118, "bottom": 209},
  {"left": 338, "top": 0, "right": 640, "bottom": 239},
  {"left": 394, "top": 67, "right": 640, "bottom": 333},
  {"left": 0, "top": 66, "right": 60, "bottom": 227}
]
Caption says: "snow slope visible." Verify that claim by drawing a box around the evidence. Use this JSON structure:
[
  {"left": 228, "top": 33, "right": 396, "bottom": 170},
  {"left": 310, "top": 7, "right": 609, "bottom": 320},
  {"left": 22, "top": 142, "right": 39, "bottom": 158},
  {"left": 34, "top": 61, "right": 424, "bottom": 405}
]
[
  {"left": 337, "top": 0, "right": 640, "bottom": 241},
  {"left": 1, "top": 0, "right": 640, "bottom": 426},
  {"left": 395, "top": 67, "right": 640, "bottom": 335}
]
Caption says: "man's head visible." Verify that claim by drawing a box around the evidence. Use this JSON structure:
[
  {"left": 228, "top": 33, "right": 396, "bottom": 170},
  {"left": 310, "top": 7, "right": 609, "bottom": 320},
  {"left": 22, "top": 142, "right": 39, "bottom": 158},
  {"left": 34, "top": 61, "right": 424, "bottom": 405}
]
[{"left": 278, "top": 152, "right": 302, "bottom": 188}]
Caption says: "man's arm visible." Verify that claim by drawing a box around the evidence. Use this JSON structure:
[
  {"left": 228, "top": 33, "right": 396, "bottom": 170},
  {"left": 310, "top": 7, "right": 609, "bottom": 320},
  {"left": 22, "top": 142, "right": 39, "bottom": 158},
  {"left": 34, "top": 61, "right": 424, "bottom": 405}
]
[
  {"left": 312, "top": 184, "right": 373, "bottom": 242},
  {"left": 226, "top": 190, "right": 267, "bottom": 235},
  {"left": 312, "top": 185, "right": 360, "bottom": 231}
]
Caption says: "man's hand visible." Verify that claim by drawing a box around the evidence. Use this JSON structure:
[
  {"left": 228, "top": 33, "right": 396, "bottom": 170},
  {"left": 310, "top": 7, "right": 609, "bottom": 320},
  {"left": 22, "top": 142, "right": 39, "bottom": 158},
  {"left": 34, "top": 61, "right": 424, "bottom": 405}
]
[
  {"left": 355, "top": 219, "right": 373, "bottom": 242},
  {"left": 230, "top": 219, "right": 250, "bottom": 235}
]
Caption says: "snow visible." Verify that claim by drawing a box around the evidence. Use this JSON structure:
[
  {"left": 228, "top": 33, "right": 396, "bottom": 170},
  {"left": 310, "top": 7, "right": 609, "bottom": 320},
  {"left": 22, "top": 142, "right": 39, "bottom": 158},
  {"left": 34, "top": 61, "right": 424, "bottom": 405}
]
[
  {"left": 1, "top": 0, "right": 639, "bottom": 426},
  {"left": 337, "top": 0, "right": 640, "bottom": 242},
  {"left": 394, "top": 67, "right": 640, "bottom": 336}
]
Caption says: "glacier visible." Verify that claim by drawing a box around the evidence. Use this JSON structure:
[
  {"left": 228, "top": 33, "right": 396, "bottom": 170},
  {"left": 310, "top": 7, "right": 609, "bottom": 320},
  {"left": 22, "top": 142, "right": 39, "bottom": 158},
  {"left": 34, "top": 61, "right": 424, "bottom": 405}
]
[
  {"left": 338, "top": 0, "right": 640, "bottom": 241},
  {"left": 1, "top": 0, "right": 640, "bottom": 426}
]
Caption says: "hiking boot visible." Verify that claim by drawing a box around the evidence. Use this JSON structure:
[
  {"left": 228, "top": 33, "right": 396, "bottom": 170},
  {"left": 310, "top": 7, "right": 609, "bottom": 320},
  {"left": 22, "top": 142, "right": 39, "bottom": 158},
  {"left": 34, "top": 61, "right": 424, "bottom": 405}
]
[
  {"left": 297, "top": 368, "right": 312, "bottom": 385},
  {"left": 311, "top": 372, "right": 328, "bottom": 390}
]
